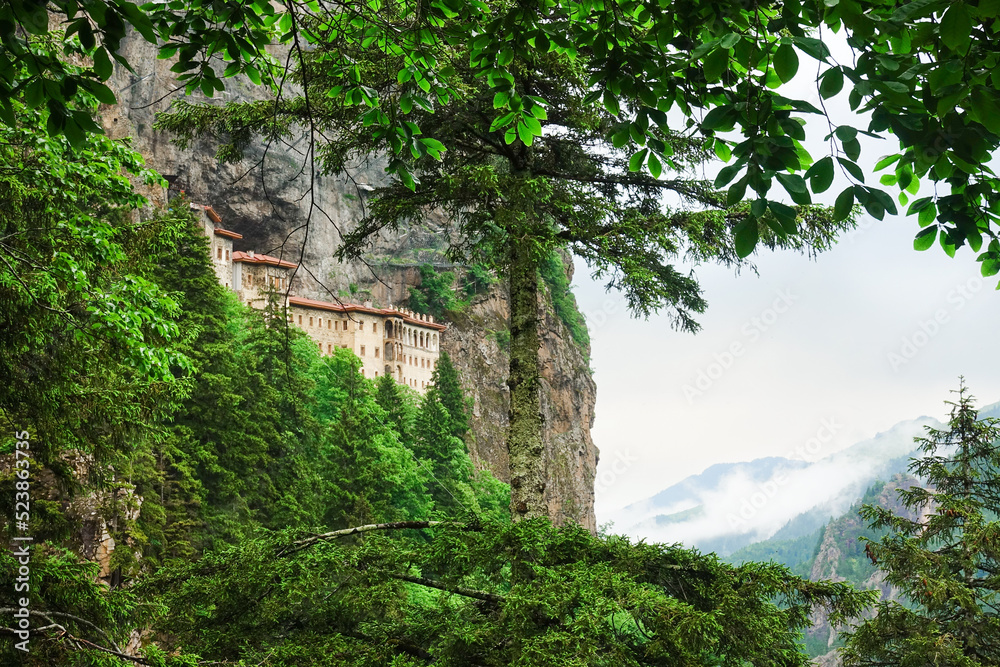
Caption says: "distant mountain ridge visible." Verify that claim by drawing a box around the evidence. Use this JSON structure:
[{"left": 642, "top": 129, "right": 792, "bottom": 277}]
[{"left": 609, "top": 413, "right": 949, "bottom": 555}]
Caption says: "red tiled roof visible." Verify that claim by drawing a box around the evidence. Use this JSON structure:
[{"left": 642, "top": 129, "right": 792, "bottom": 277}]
[
  {"left": 214, "top": 228, "right": 242, "bottom": 239},
  {"left": 232, "top": 251, "right": 298, "bottom": 269},
  {"left": 288, "top": 296, "right": 447, "bottom": 331}
]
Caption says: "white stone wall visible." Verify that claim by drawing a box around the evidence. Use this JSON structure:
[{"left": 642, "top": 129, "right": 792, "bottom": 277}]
[
  {"left": 237, "top": 262, "right": 293, "bottom": 309},
  {"left": 288, "top": 305, "right": 441, "bottom": 388}
]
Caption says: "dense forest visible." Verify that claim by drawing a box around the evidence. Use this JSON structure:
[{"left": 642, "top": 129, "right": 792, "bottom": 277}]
[{"left": 4, "top": 0, "right": 1000, "bottom": 664}]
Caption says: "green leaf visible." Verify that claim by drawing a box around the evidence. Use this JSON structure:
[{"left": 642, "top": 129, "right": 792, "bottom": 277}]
[
  {"left": 734, "top": 217, "right": 759, "bottom": 258},
  {"left": 87, "top": 82, "right": 117, "bottom": 105},
  {"left": 806, "top": 156, "right": 835, "bottom": 193},
  {"left": 940, "top": 231, "right": 957, "bottom": 258},
  {"left": 714, "top": 139, "right": 732, "bottom": 162},
  {"left": 714, "top": 163, "right": 743, "bottom": 188},
  {"left": 702, "top": 105, "right": 735, "bottom": 130},
  {"left": 648, "top": 152, "right": 662, "bottom": 179},
  {"left": 793, "top": 36, "right": 831, "bottom": 62},
  {"left": 493, "top": 91, "right": 510, "bottom": 109},
  {"left": 776, "top": 172, "right": 807, "bottom": 194},
  {"left": 819, "top": 68, "right": 844, "bottom": 98},
  {"left": 875, "top": 154, "right": 902, "bottom": 171},
  {"left": 93, "top": 47, "right": 113, "bottom": 81},
  {"left": 914, "top": 226, "right": 937, "bottom": 251},
  {"left": 516, "top": 121, "right": 533, "bottom": 146},
  {"left": 838, "top": 157, "right": 865, "bottom": 182},
  {"left": 727, "top": 177, "right": 748, "bottom": 206},
  {"left": 918, "top": 203, "right": 937, "bottom": 227},
  {"left": 834, "top": 187, "right": 855, "bottom": 221},
  {"left": 629, "top": 148, "right": 649, "bottom": 173},
  {"left": 774, "top": 43, "right": 799, "bottom": 84},
  {"left": 940, "top": 3, "right": 972, "bottom": 53},
  {"left": 704, "top": 47, "right": 730, "bottom": 83}
]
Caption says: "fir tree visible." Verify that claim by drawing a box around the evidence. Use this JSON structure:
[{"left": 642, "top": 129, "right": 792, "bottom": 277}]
[
  {"left": 431, "top": 350, "right": 469, "bottom": 440},
  {"left": 414, "top": 388, "right": 474, "bottom": 516},
  {"left": 842, "top": 381, "right": 1000, "bottom": 667},
  {"left": 374, "top": 372, "right": 414, "bottom": 447}
]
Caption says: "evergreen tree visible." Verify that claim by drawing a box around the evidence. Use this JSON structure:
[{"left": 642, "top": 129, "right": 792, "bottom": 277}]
[
  {"left": 431, "top": 350, "right": 469, "bottom": 440},
  {"left": 842, "top": 382, "right": 1000, "bottom": 667},
  {"left": 374, "top": 372, "right": 415, "bottom": 447},
  {"left": 414, "top": 388, "right": 474, "bottom": 516},
  {"left": 316, "top": 349, "right": 432, "bottom": 527}
]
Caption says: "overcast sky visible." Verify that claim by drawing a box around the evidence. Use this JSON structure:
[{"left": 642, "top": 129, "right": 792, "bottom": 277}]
[{"left": 573, "top": 37, "right": 1000, "bottom": 524}]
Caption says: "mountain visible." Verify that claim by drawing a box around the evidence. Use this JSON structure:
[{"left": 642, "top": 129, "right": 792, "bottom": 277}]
[
  {"left": 723, "top": 400, "right": 1000, "bottom": 664},
  {"left": 100, "top": 33, "right": 599, "bottom": 529},
  {"left": 608, "top": 414, "right": 941, "bottom": 554}
]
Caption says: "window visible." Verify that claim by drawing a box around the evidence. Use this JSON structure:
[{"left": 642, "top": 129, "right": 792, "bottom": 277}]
[
  {"left": 327, "top": 320, "right": 331, "bottom": 330},
  {"left": 217, "top": 247, "right": 222, "bottom": 260},
  {"left": 375, "top": 371, "right": 379, "bottom": 377},
  {"left": 318, "top": 342, "right": 322, "bottom": 352},
  {"left": 373, "top": 323, "right": 378, "bottom": 334},
  {"left": 358, "top": 320, "right": 364, "bottom": 331},
  {"left": 341, "top": 344, "right": 347, "bottom": 349},
  {"left": 327, "top": 343, "right": 332, "bottom": 353},
  {"left": 298, "top": 315, "right": 302, "bottom": 325},
  {"left": 375, "top": 347, "right": 380, "bottom": 358},
  {"left": 361, "top": 368, "right": 365, "bottom": 376},
  {"left": 318, "top": 318, "right": 322, "bottom": 328},
  {"left": 225, "top": 249, "right": 230, "bottom": 260},
  {"left": 361, "top": 346, "right": 366, "bottom": 356},
  {"left": 309, "top": 317, "right": 314, "bottom": 327}
]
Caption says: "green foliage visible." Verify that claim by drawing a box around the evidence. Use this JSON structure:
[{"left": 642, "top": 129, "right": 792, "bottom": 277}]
[
  {"left": 842, "top": 383, "right": 1000, "bottom": 667},
  {"left": 409, "top": 264, "right": 497, "bottom": 319},
  {"left": 429, "top": 351, "right": 469, "bottom": 441},
  {"left": 409, "top": 264, "right": 463, "bottom": 318},
  {"left": 539, "top": 251, "right": 591, "bottom": 357},
  {"left": 0, "top": 0, "right": 280, "bottom": 145},
  {"left": 724, "top": 526, "right": 824, "bottom": 578},
  {"left": 140, "top": 519, "right": 875, "bottom": 667}
]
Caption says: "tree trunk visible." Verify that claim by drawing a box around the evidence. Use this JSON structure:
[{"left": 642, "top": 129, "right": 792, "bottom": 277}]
[{"left": 507, "top": 239, "right": 546, "bottom": 521}]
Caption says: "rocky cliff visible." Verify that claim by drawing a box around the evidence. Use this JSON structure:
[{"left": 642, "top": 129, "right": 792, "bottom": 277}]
[{"left": 100, "top": 33, "right": 598, "bottom": 529}]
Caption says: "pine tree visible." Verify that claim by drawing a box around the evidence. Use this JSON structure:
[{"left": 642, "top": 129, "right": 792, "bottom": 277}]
[
  {"left": 317, "top": 349, "right": 432, "bottom": 527},
  {"left": 414, "top": 388, "right": 474, "bottom": 516},
  {"left": 374, "top": 372, "right": 414, "bottom": 447},
  {"left": 842, "top": 381, "right": 1000, "bottom": 667},
  {"left": 430, "top": 350, "right": 469, "bottom": 440}
]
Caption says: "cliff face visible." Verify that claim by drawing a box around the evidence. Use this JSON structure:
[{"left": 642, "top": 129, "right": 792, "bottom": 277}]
[
  {"left": 805, "top": 475, "right": 922, "bottom": 664},
  {"left": 101, "top": 33, "right": 598, "bottom": 529}
]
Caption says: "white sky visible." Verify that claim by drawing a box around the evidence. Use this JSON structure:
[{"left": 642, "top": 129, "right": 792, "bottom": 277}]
[{"left": 574, "top": 35, "right": 1000, "bottom": 523}]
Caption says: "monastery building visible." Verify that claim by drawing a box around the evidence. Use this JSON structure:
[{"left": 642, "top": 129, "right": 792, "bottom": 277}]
[{"left": 196, "top": 203, "right": 445, "bottom": 391}]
